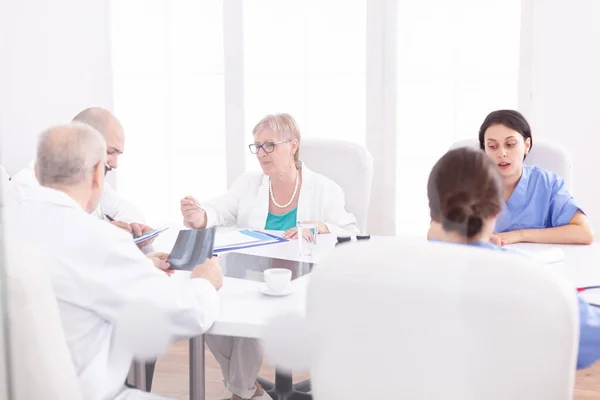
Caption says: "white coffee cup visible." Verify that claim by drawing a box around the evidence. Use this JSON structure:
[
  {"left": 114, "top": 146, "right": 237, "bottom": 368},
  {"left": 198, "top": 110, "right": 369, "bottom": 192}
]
[{"left": 264, "top": 268, "right": 292, "bottom": 293}]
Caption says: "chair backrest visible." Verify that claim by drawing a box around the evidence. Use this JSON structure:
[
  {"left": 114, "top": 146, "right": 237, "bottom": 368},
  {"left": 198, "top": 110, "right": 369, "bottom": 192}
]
[
  {"left": 306, "top": 238, "right": 578, "bottom": 400},
  {"left": 4, "top": 239, "right": 84, "bottom": 400},
  {"left": 450, "top": 139, "right": 572, "bottom": 190},
  {"left": 300, "top": 139, "right": 373, "bottom": 231},
  {"left": 3, "top": 237, "right": 171, "bottom": 399}
]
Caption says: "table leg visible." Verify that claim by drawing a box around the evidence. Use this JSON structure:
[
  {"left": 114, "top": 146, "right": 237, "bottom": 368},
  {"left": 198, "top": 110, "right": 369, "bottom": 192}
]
[
  {"left": 189, "top": 335, "right": 206, "bottom": 400},
  {"left": 128, "top": 361, "right": 147, "bottom": 392}
]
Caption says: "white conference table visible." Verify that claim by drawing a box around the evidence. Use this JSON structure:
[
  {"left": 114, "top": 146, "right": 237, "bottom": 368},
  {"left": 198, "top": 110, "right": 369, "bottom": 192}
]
[
  {"left": 145, "top": 227, "right": 343, "bottom": 400},
  {"left": 138, "top": 228, "right": 600, "bottom": 400}
]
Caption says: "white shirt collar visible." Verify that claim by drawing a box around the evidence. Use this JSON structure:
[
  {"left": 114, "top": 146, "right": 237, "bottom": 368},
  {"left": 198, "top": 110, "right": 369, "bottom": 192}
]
[{"left": 15, "top": 183, "right": 86, "bottom": 212}]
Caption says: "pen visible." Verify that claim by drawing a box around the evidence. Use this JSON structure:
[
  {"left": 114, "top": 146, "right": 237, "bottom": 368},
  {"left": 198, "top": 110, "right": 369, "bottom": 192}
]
[
  {"left": 184, "top": 197, "right": 202, "bottom": 210},
  {"left": 105, "top": 214, "right": 115, "bottom": 222},
  {"left": 577, "top": 286, "right": 600, "bottom": 292},
  {"left": 577, "top": 286, "right": 600, "bottom": 308}
]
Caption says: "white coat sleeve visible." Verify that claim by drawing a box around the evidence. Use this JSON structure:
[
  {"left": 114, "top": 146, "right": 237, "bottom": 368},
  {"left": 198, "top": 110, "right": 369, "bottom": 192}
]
[
  {"left": 323, "top": 182, "right": 360, "bottom": 237},
  {"left": 1, "top": 165, "right": 10, "bottom": 196},
  {"left": 0, "top": 165, "right": 9, "bottom": 182},
  {"left": 102, "top": 183, "right": 146, "bottom": 224},
  {"left": 86, "top": 232, "right": 220, "bottom": 338},
  {"left": 201, "top": 173, "right": 253, "bottom": 228}
]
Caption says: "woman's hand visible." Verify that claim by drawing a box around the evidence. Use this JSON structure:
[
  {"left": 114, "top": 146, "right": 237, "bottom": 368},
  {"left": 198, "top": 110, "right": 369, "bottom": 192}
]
[
  {"left": 283, "top": 221, "right": 329, "bottom": 240},
  {"left": 180, "top": 195, "right": 207, "bottom": 229},
  {"left": 492, "top": 231, "right": 523, "bottom": 246},
  {"left": 489, "top": 234, "right": 506, "bottom": 246}
]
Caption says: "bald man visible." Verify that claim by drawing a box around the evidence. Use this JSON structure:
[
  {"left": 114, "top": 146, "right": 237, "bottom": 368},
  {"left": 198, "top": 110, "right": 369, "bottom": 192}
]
[
  {"left": 71, "top": 107, "right": 155, "bottom": 243},
  {"left": 3, "top": 123, "right": 222, "bottom": 400},
  {"left": 10, "top": 107, "right": 154, "bottom": 248}
]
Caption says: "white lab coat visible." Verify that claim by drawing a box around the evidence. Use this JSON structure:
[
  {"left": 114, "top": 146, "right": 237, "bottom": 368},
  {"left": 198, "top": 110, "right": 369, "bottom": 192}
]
[
  {"left": 202, "top": 163, "right": 359, "bottom": 236},
  {"left": 9, "top": 164, "right": 145, "bottom": 223},
  {"left": 0, "top": 164, "right": 9, "bottom": 185},
  {"left": 0, "top": 165, "right": 10, "bottom": 204},
  {"left": 92, "top": 181, "right": 145, "bottom": 223},
  {"left": 3, "top": 184, "right": 220, "bottom": 400},
  {"left": 6, "top": 163, "right": 37, "bottom": 187}
]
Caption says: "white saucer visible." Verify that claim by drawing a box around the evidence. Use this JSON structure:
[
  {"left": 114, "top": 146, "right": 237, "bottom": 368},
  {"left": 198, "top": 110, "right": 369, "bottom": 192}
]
[{"left": 261, "top": 285, "right": 293, "bottom": 297}]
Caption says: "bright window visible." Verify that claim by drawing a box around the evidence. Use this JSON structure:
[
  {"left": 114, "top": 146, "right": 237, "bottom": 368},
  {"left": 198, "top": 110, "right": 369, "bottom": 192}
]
[
  {"left": 242, "top": 0, "right": 366, "bottom": 171},
  {"left": 110, "top": 0, "right": 226, "bottom": 225},
  {"left": 395, "top": 0, "right": 521, "bottom": 235}
]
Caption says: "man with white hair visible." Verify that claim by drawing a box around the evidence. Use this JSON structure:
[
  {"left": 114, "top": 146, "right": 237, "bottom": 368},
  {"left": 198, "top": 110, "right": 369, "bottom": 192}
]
[
  {"left": 10, "top": 107, "right": 154, "bottom": 248},
  {"left": 3, "top": 123, "right": 223, "bottom": 400}
]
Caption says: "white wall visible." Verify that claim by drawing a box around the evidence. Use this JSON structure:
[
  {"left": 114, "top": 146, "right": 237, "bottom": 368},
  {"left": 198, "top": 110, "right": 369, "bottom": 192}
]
[
  {"left": 0, "top": 0, "right": 113, "bottom": 176},
  {"left": 522, "top": 0, "right": 600, "bottom": 233}
]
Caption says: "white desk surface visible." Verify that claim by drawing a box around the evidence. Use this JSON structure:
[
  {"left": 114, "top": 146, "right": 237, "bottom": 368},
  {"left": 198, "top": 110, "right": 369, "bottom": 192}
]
[
  {"left": 509, "top": 242, "right": 600, "bottom": 287},
  {"left": 154, "top": 227, "right": 344, "bottom": 338},
  {"left": 153, "top": 227, "right": 600, "bottom": 339}
]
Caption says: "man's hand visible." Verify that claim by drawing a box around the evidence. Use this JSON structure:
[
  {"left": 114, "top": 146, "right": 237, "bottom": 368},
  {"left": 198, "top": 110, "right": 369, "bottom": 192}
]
[
  {"left": 131, "top": 222, "right": 152, "bottom": 237},
  {"left": 131, "top": 222, "right": 154, "bottom": 248},
  {"left": 180, "top": 196, "right": 207, "bottom": 229},
  {"left": 191, "top": 256, "right": 223, "bottom": 290},
  {"left": 111, "top": 220, "right": 132, "bottom": 233},
  {"left": 147, "top": 252, "right": 174, "bottom": 276}
]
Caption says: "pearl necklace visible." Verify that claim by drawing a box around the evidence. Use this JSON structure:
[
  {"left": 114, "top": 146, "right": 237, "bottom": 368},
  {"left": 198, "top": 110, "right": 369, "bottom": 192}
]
[{"left": 269, "top": 172, "right": 299, "bottom": 208}]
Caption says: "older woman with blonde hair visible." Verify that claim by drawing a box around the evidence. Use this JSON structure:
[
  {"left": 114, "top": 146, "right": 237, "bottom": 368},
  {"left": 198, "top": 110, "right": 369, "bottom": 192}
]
[{"left": 180, "top": 113, "right": 358, "bottom": 399}]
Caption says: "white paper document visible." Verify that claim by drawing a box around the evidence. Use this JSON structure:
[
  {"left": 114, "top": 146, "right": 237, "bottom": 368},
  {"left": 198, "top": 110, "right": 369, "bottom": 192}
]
[{"left": 513, "top": 247, "right": 565, "bottom": 264}]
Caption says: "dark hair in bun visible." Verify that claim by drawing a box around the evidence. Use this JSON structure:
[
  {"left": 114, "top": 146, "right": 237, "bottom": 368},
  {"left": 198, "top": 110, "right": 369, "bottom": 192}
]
[{"left": 427, "top": 147, "right": 504, "bottom": 239}]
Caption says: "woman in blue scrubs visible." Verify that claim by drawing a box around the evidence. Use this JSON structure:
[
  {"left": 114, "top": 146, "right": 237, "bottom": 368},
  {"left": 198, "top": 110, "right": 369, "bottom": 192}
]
[
  {"left": 427, "top": 146, "right": 600, "bottom": 369},
  {"left": 478, "top": 110, "right": 594, "bottom": 245}
]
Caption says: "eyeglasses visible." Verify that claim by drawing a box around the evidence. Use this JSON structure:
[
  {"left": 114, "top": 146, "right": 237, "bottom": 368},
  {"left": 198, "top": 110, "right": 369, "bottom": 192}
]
[{"left": 248, "top": 140, "right": 290, "bottom": 154}]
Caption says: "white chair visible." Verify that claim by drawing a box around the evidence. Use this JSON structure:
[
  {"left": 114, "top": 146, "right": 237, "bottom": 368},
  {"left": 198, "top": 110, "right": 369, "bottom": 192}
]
[
  {"left": 450, "top": 139, "right": 572, "bottom": 190},
  {"left": 305, "top": 238, "right": 579, "bottom": 400},
  {"left": 300, "top": 139, "right": 374, "bottom": 232},
  {"left": 4, "top": 239, "right": 84, "bottom": 400},
  {"left": 3, "top": 236, "right": 172, "bottom": 400},
  {"left": 258, "top": 137, "right": 375, "bottom": 399}
]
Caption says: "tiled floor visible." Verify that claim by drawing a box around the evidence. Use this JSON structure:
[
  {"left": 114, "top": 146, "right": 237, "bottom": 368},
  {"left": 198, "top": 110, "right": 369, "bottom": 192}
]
[{"left": 152, "top": 340, "right": 600, "bottom": 399}]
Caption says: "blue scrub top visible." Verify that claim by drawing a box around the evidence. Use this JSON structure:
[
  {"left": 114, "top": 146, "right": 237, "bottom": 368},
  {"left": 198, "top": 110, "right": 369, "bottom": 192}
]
[
  {"left": 495, "top": 165, "right": 582, "bottom": 233},
  {"left": 429, "top": 238, "right": 600, "bottom": 369}
]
